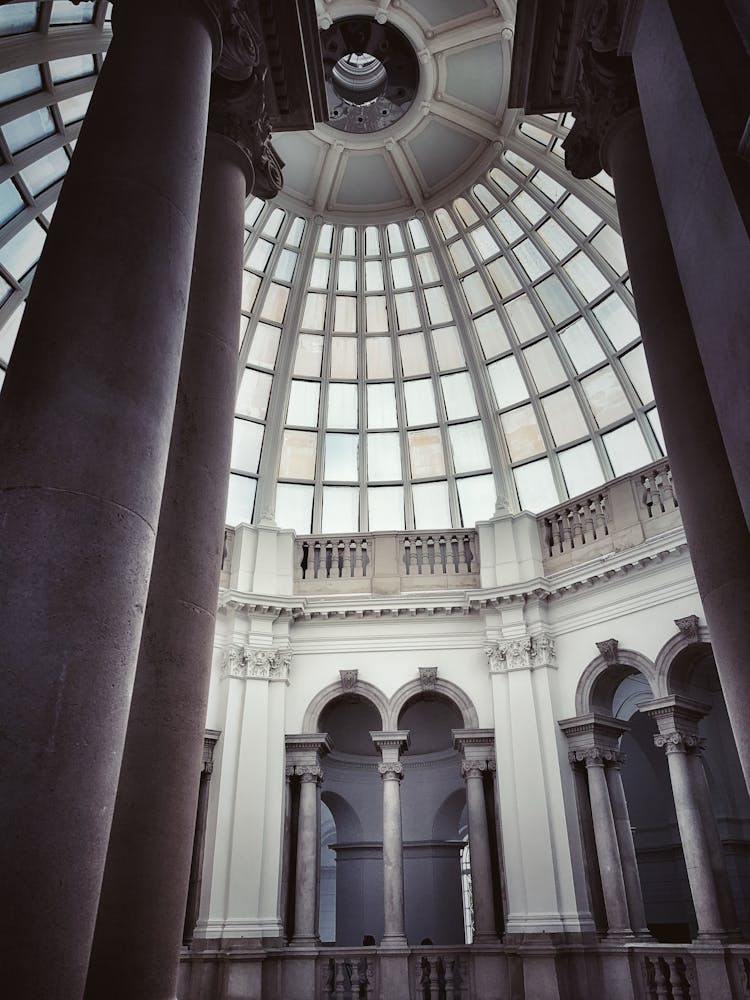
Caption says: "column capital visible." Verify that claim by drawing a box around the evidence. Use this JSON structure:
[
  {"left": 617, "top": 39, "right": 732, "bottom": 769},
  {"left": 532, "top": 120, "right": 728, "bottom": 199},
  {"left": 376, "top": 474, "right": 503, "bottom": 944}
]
[
  {"left": 285, "top": 732, "right": 333, "bottom": 777},
  {"left": 569, "top": 746, "right": 624, "bottom": 768},
  {"left": 563, "top": 0, "right": 639, "bottom": 179},
  {"left": 485, "top": 632, "right": 556, "bottom": 673},
  {"left": 222, "top": 643, "right": 291, "bottom": 681},
  {"left": 639, "top": 695, "right": 711, "bottom": 740},
  {"left": 559, "top": 712, "right": 629, "bottom": 760},
  {"left": 378, "top": 761, "right": 404, "bottom": 781},
  {"left": 461, "top": 759, "right": 496, "bottom": 780},
  {"left": 653, "top": 732, "right": 707, "bottom": 756},
  {"left": 370, "top": 730, "right": 410, "bottom": 757},
  {"left": 203, "top": 0, "right": 261, "bottom": 82},
  {"left": 296, "top": 764, "right": 325, "bottom": 784}
]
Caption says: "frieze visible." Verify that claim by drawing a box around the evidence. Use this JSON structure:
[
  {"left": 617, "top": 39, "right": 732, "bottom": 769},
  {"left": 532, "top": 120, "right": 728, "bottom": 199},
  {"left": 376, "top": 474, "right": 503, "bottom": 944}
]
[
  {"left": 486, "top": 633, "right": 556, "bottom": 673},
  {"left": 222, "top": 644, "right": 291, "bottom": 681}
]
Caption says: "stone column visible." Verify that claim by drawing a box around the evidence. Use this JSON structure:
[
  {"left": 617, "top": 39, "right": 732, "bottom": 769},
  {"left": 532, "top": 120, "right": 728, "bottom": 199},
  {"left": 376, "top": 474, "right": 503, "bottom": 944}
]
[
  {"left": 85, "top": 26, "right": 283, "bottom": 996},
  {"left": 0, "top": 3, "right": 220, "bottom": 996},
  {"left": 563, "top": 1, "right": 750, "bottom": 793},
  {"left": 287, "top": 734, "right": 332, "bottom": 947},
  {"left": 183, "top": 731, "right": 221, "bottom": 947},
  {"left": 605, "top": 755, "right": 650, "bottom": 936},
  {"left": 454, "top": 729, "right": 498, "bottom": 942},
  {"left": 372, "top": 731, "right": 410, "bottom": 946},
  {"left": 645, "top": 697, "right": 737, "bottom": 939}
]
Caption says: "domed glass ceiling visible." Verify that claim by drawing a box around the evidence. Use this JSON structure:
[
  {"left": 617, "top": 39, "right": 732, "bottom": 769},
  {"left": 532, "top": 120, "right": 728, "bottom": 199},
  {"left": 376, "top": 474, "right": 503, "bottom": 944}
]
[{"left": 0, "top": 1, "right": 665, "bottom": 536}]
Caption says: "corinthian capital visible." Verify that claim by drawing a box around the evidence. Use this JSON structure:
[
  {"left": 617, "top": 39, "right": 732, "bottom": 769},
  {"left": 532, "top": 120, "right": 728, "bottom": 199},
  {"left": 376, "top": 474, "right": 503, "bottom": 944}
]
[
  {"left": 563, "top": 0, "right": 638, "bottom": 179},
  {"left": 203, "top": 0, "right": 261, "bottom": 81}
]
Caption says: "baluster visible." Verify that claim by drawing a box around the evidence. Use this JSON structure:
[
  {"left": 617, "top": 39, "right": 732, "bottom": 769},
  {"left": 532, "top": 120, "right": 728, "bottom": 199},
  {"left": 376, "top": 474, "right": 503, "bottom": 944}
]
[
  {"left": 349, "top": 539, "right": 356, "bottom": 577},
  {"left": 427, "top": 536, "right": 436, "bottom": 574},
  {"left": 325, "top": 540, "right": 333, "bottom": 577},
  {"left": 641, "top": 474, "right": 655, "bottom": 518},
  {"left": 668, "top": 465, "right": 678, "bottom": 507},
  {"left": 416, "top": 957, "right": 428, "bottom": 1000},
  {"left": 365, "top": 956, "right": 375, "bottom": 1000},
  {"left": 300, "top": 541, "right": 309, "bottom": 580},
  {"left": 464, "top": 534, "right": 474, "bottom": 573},
  {"left": 403, "top": 537, "right": 412, "bottom": 575},
  {"left": 324, "top": 958, "right": 335, "bottom": 998},
  {"left": 666, "top": 956, "right": 687, "bottom": 1000},
  {"left": 554, "top": 514, "right": 564, "bottom": 553},
  {"left": 429, "top": 958, "right": 440, "bottom": 1000},
  {"left": 581, "top": 501, "right": 594, "bottom": 543},
  {"left": 661, "top": 466, "right": 676, "bottom": 510},
  {"left": 416, "top": 537, "right": 424, "bottom": 574},
  {"left": 314, "top": 540, "right": 322, "bottom": 579},
  {"left": 571, "top": 505, "right": 584, "bottom": 547},
  {"left": 451, "top": 534, "right": 460, "bottom": 571},
  {"left": 337, "top": 540, "right": 345, "bottom": 578},
  {"left": 444, "top": 959, "right": 455, "bottom": 1000},
  {"left": 642, "top": 956, "right": 656, "bottom": 1000},
  {"left": 361, "top": 539, "right": 370, "bottom": 578},
  {"left": 653, "top": 957, "right": 670, "bottom": 1000},
  {"left": 597, "top": 495, "right": 609, "bottom": 537},
  {"left": 334, "top": 959, "right": 346, "bottom": 998},
  {"left": 439, "top": 536, "right": 447, "bottom": 573}
]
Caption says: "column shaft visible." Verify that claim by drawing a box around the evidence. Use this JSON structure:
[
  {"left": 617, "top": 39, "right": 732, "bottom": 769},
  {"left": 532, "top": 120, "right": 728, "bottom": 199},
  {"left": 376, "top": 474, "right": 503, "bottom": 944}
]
[
  {"left": 0, "top": 4, "right": 217, "bottom": 997},
  {"left": 605, "top": 764, "right": 649, "bottom": 935},
  {"left": 663, "top": 748, "right": 724, "bottom": 937},
  {"left": 84, "top": 125, "right": 246, "bottom": 1000},
  {"left": 464, "top": 768, "right": 497, "bottom": 941},
  {"left": 293, "top": 772, "right": 322, "bottom": 944},
  {"left": 381, "top": 770, "right": 407, "bottom": 944},
  {"left": 183, "top": 763, "right": 214, "bottom": 947},
  {"left": 604, "top": 109, "right": 750, "bottom": 790},
  {"left": 585, "top": 760, "right": 631, "bottom": 935}
]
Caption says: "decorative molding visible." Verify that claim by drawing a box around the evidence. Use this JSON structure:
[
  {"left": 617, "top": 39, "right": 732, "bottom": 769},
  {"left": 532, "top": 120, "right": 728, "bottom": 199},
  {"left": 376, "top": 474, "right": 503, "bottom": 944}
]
[
  {"left": 486, "top": 632, "right": 556, "bottom": 673},
  {"left": 339, "top": 669, "right": 358, "bottom": 690},
  {"left": 419, "top": 666, "right": 438, "bottom": 691},
  {"left": 222, "top": 644, "right": 291, "bottom": 681},
  {"left": 595, "top": 637, "right": 619, "bottom": 663},
  {"left": 674, "top": 615, "right": 700, "bottom": 644}
]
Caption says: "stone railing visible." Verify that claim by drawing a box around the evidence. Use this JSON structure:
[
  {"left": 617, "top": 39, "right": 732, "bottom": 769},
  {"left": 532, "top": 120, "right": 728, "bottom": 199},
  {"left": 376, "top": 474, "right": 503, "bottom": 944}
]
[
  {"left": 318, "top": 951, "right": 376, "bottom": 999},
  {"left": 412, "top": 948, "right": 471, "bottom": 1000},
  {"left": 293, "top": 530, "right": 480, "bottom": 595},
  {"left": 315, "top": 947, "right": 472, "bottom": 1000},
  {"left": 638, "top": 947, "right": 697, "bottom": 999},
  {"left": 539, "top": 459, "right": 681, "bottom": 572}
]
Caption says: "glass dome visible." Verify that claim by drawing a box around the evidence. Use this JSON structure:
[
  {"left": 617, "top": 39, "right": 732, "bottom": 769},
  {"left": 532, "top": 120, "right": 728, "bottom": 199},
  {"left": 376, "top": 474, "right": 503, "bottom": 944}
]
[{"left": 0, "top": 1, "right": 665, "bottom": 536}]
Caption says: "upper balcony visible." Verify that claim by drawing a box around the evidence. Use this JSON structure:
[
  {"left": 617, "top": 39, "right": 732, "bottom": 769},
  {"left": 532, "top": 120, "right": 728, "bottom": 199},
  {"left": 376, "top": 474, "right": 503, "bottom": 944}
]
[{"left": 219, "top": 459, "right": 683, "bottom": 600}]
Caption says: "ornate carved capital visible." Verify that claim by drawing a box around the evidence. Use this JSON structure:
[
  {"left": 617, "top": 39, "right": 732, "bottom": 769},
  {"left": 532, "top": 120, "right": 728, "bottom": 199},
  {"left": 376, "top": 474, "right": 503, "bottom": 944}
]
[
  {"left": 340, "top": 669, "right": 358, "bottom": 690},
  {"left": 203, "top": 0, "right": 262, "bottom": 82},
  {"left": 654, "top": 732, "right": 706, "bottom": 756},
  {"left": 296, "top": 764, "right": 325, "bottom": 783},
  {"left": 419, "top": 666, "right": 438, "bottom": 691},
  {"left": 486, "top": 633, "right": 556, "bottom": 673},
  {"left": 461, "top": 759, "right": 494, "bottom": 780},
  {"left": 222, "top": 644, "right": 291, "bottom": 681},
  {"left": 378, "top": 762, "right": 404, "bottom": 780},
  {"left": 674, "top": 615, "right": 701, "bottom": 644},
  {"left": 596, "top": 637, "right": 619, "bottom": 664},
  {"left": 569, "top": 746, "right": 623, "bottom": 767},
  {"left": 563, "top": 0, "right": 639, "bottom": 179}
]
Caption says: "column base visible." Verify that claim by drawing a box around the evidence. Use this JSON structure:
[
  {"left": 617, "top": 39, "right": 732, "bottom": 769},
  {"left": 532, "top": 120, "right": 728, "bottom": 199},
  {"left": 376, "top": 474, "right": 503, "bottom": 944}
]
[
  {"left": 379, "top": 935, "right": 408, "bottom": 950},
  {"left": 472, "top": 933, "right": 501, "bottom": 945},
  {"left": 289, "top": 936, "right": 319, "bottom": 949}
]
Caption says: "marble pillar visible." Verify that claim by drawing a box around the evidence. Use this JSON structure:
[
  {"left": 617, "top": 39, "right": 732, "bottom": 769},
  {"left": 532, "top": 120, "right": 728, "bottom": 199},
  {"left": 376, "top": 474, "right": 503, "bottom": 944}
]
[
  {"left": 84, "top": 34, "right": 278, "bottom": 991},
  {"left": 184, "top": 732, "right": 221, "bottom": 947},
  {"left": 605, "top": 755, "right": 650, "bottom": 937},
  {"left": 293, "top": 765, "right": 325, "bottom": 945},
  {"left": 372, "top": 731, "right": 410, "bottom": 947},
  {"left": 582, "top": 753, "right": 632, "bottom": 937},
  {"left": 0, "top": 3, "right": 220, "bottom": 996}
]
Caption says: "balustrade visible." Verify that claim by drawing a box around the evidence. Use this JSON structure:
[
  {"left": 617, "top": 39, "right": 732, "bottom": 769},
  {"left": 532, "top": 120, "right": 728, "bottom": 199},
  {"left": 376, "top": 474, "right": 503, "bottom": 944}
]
[
  {"left": 320, "top": 953, "right": 375, "bottom": 1000},
  {"left": 297, "top": 536, "right": 373, "bottom": 582},
  {"left": 401, "top": 532, "right": 476, "bottom": 577},
  {"left": 641, "top": 462, "right": 678, "bottom": 517},
  {"left": 541, "top": 493, "right": 609, "bottom": 557},
  {"left": 413, "top": 951, "right": 469, "bottom": 1000},
  {"left": 641, "top": 950, "right": 695, "bottom": 1000}
]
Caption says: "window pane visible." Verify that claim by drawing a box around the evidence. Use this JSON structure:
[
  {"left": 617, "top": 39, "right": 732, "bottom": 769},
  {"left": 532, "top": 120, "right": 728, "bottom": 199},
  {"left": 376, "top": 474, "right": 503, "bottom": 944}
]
[
  {"left": 535, "top": 275, "right": 577, "bottom": 324},
  {"left": 505, "top": 295, "right": 544, "bottom": 343},
  {"left": 367, "top": 433, "right": 402, "bottom": 481},
  {"left": 261, "top": 283, "right": 289, "bottom": 323},
  {"left": 0, "top": 220, "right": 45, "bottom": 280},
  {"left": 324, "top": 433, "right": 359, "bottom": 480},
  {"left": 501, "top": 404, "right": 545, "bottom": 461},
  {"left": 404, "top": 379, "right": 437, "bottom": 425},
  {"left": 413, "top": 481, "right": 451, "bottom": 528},
  {"left": 603, "top": 421, "right": 651, "bottom": 476},
  {"left": 365, "top": 259, "right": 384, "bottom": 291},
  {"left": 287, "top": 380, "right": 320, "bottom": 427},
  {"left": 4, "top": 107, "right": 55, "bottom": 153},
  {"left": 279, "top": 429, "right": 317, "bottom": 479},
  {"left": 647, "top": 408, "right": 665, "bottom": 454},
  {"left": 620, "top": 344, "right": 654, "bottom": 404},
  {"left": 368, "top": 486, "right": 405, "bottom": 531},
  {"left": 564, "top": 252, "right": 609, "bottom": 301},
  {"left": 408, "top": 427, "right": 446, "bottom": 478},
  {"left": 322, "top": 486, "right": 359, "bottom": 532},
  {"left": 474, "top": 311, "right": 510, "bottom": 357},
  {"left": 513, "top": 239, "right": 548, "bottom": 281},
  {"left": 441, "top": 371, "right": 478, "bottom": 420},
  {"left": 523, "top": 339, "right": 566, "bottom": 392},
  {"left": 330, "top": 337, "right": 357, "bottom": 379},
  {"left": 593, "top": 293, "right": 639, "bottom": 349},
  {"left": 302, "top": 292, "right": 326, "bottom": 330},
  {"left": 457, "top": 474, "right": 496, "bottom": 526},
  {"left": 20, "top": 147, "right": 68, "bottom": 194},
  {"left": 591, "top": 226, "right": 628, "bottom": 274},
  {"left": 294, "top": 333, "right": 324, "bottom": 377},
  {"left": 334, "top": 295, "right": 356, "bottom": 332},
  {"left": 366, "top": 337, "right": 393, "bottom": 379},
  {"left": 537, "top": 218, "right": 576, "bottom": 259},
  {"left": 367, "top": 382, "right": 397, "bottom": 428},
  {"left": 0, "top": 64, "right": 42, "bottom": 104},
  {"left": 488, "top": 355, "right": 528, "bottom": 408},
  {"left": 327, "top": 383, "right": 358, "bottom": 429},
  {"left": 581, "top": 367, "right": 631, "bottom": 427},
  {"left": 276, "top": 482, "right": 314, "bottom": 534},
  {"left": 50, "top": 54, "right": 95, "bottom": 84},
  {"left": 0, "top": 179, "right": 24, "bottom": 226},
  {"left": 514, "top": 459, "right": 558, "bottom": 513},
  {"left": 559, "top": 441, "right": 604, "bottom": 498},
  {"left": 486, "top": 257, "right": 521, "bottom": 298},
  {"left": 231, "top": 419, "right": 264, "bottom": 474},
  {"left": 226, "top": 474, "right": 256, "bottom": 527},
  {"left": 449, "top": 421, "right": 490, "bottom": 473},
  {"left": 366, "top": 295, "right": 388, "bottom": 332},
  {"left": 541, "top": 387, "right": 588, "bottom": 445},
  {"left": 432, "top": 326, "right": 465, "bottom": 370},
  {"left": 236, "top": 368, "right": 272, "bottom": 420},
  {"left": 399, "top": 332, "right": 429, "bottom": 376},
  {"left": 449, "top": 239, "right": 473, "bottom": 273},
  {"left": 424, "top": 286, "right": 452, "bottom": 325},
  {"left": 559, "top": 317, "right": 605, "bottom": 372}
]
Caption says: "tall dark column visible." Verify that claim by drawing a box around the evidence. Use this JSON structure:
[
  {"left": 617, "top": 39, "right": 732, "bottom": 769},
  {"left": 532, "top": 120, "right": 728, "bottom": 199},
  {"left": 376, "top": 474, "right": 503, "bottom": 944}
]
[
  {"left": 0, "top": 3, "right": 220, "bottom": 997},
  {"left": 84, "top": 29, "right": 283, "bottom": 999},
  {"left": 563, "top": 9, "right": 750, "bottom": 791},
  {"left": 183, "top": 731, "right": 221, "bottom": 947}
]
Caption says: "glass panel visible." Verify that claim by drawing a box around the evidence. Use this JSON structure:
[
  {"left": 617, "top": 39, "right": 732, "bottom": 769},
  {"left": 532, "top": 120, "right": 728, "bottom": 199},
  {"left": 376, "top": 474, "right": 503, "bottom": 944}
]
[
  {"left": 404, "top": 379, "right": 437, "bottom": 425},
  {"left": 274, "top": 249, "right": 297, "bottom": 281},
  {"left": 247, "top": 239, "right": 273, "bottom": 272},
  {"left": 236, "top": 368, "right": 272, "bottom": 420},
  {"left": 231, "top": 418, "right": 264, "bottom": 474},
  {"left": 386, "top": 223, "right": 404, "bottom": 253},
  {"left": 559, "top": 441, "right": 605, "bottom": 498},
  {"left": 470, "top": 225, "right": 500, "bottom": 261},
  {"left": 260, "top": 283, "right": 289, "bottom": 323},
  {"left": 395, "top": 291, "right": 420, "bottom": 330},
  {"left": 248, "top": 322, "right": 281, "bottom": 368},
  {"left": 49, "top": 54, "right": 95, "bottom": 84},
  {"left": 441, "top": 371, "right": 478, "bottom": 420},
  {"left": 537, "top": 218, "right": 576, "bottom": 259},
  {"left": 310, "top": 257, "right": 330, "bottom": 288},
  {"left": 0, "top": 220, "right": 45, "bottom": 280},
  {"left": 489, "top": 166, "right": 517, "bottom": 195},
  {"left": 535, "top": 275, "right": 577, "bottom": 324},
  {"left": 432, "top": 326, "right": 465, "bottom": 370},
  {"left": 620, "top": 344, "right": 654, "bottom": 404},
  {"left": 424, "top": 286, "right": 452, "bottom": 325},
  {"left": 523, "top": 339, "right": 566, "bottom": 392},
  {"left": 461, "top": 272, "right": 492, "bottom": 313},
  {"left": 416, "top": 251, "right": 440, "bottom": 284},
  {"left": 501, "top": 404, "right": 545, "bottom": 461},
  {"left": 514, "top": 459, "right": 558, "bottom": 513},
  {"left": 50, "top": 1, "right": 95, "bottom": 23},
  {"left": 301, "top": 292, "right": 326, "bottom": 330},
  {"left": 276, "top": 482, "right": 314, "bottom": 534},
  {"left": 368, "top": 486, "right": 405, "bottom": 531},
  {"left": 287, "top": 217, "right": 305, "bottom": 247},
  {"left": 541, "top": 387, "right": 589, "bottom": 445},
  {"left": 365, "top": 259, "right": 384, "bottom": 291},
  {"left": 457, "top": 474, "right": 496, "bottom": 526},
  {"left": 591, "top": 226, "right": 628, "bottom": 274},
  {"left": 408, "top": 427, "right": 446, "bottom": 478},
  {"left": 0, "top": 179, "right": 25, "bottom": 226},
  {"left": 20, "top": 147, "right": 68, "bottom": 194},
  {"left": 330, "top": 336, "right": 357, "bottom": 379},
  {"left": 559, "top": 195, "right": 600, "bottom": 235},
  {"left": 367, "top": 382, "right": 397, "bottom": 428},
  {"left": 449, "top": 238, "right": 474, "bottom": 273},
  {"left": 488, "top": 355, "right": 528, "bottom": 408},
  {"left": 327, "top": 383, "right": 358, "bottom": 429},
  {"left": 0, "top": 300, "right": 24, "bottom": 364},
  {"left": 245, "top": 198, "right": 263, "bottom": 228},
  {"left": 513, "top": 190, "right": 545, "bottom": 225},
  {"left": 317, "top": 224, "right": 334, "bottom": 253},
  {"left": 279, "top": 429, "right": 317, "bottom": 479},
  {"left": 241, "top": 271, "right": 261, "bottom": 312},
  {"left": 505, "top": 294, "right": 544, "bottom": 343},
  {"left": 593, "top": 293, "right": 639, "bottom": 349},
  {"left": 324, "top": 433, "right": 359, "bottom": 480},
  {"left": 493, "top": 210, "right": 523, "bottom": 243},
  {"left": 454, "top": 197, "right": 479, "bottom": 226},
  {"left": 367, "top": 432, "right": 402, "bottom": 481},
  {"left": 581, "top": 367, "right": 632, "bottom": 427},
  {"left": 366, "top": 295, "right": 388, "bottom": 332},
  {"left": 3, "top": 107, "right": 55, "bottom": 153},
  {"left": 287, "top": 380, "right": 320, "bottom": 427},
  {"left": 449, "top": 421, "right": 490, "bottom": 473},
  {"left": 603, "top": 421, "right": 651, "bottom": 476},
  {"left": 293, "top": 333, "right": 324, "bottom": 377},
  {"left": 486, "top": 257, "right": 521, "bottom": 298},
  {"left": 0, "top": 4, "right": 39, "bottom": 35},
  {"left": 413, "top": 481, "right": 451, "bottom": 528},
  {"left": 531, "top": 170, "right": 566, "bottom": 202},
  {"left": 564, "top": 251, "right": 609, "bottom": 301},
  {"left": 474, "top": 311, "right": 510, "bottom": 357},
  {"left": 341, "top": 226, "right": 356, "bottom": 255},
  {"left": 435, "top": 209, "right": 458, "bottom": 239},
  {"left": 559, "top": 317, "right": 606, "bottom": 372},
  {"left": 262, "top": 208, "right": 285, "bottom": 237},
  {"left": 647, "top": 408, "right": 665, "bottom": 453},
  {"left": 513, "top": 239, "right": 549, "bottom": 281},
  {"left": 408, "top": 218, "right": 429, "bottom": 249},
  {"left": 337, "top": 259, "right": 357, "bottom": 291},
  {"left": 0, "top": 64, "right": 42, "bottom": 104},
  {"left": 225, "top": 474, "right": 257, "bottom": 527},
  {"left": 390, "top": 257, "right": 412, "bottom": 290},
  {"left": 333, "top": 295, "right": 356, "bottom": 332},
  {"left": 366, "top": 337, "right": 393, "bottom": 379},
  {"left": 473, "top": 183, "right": 499, "bottom": 212},
  {"left": 344, "top": 482, "right": 388, "bottom": 538},
  {"left": 399, "top": 332, "right": 429, "bottom": 376},
  {"left": 365, "top": 226, "right": 380, "bottom": 256},
  {"left": 59, "top": 91, "right": 91, "bottom": 124}
]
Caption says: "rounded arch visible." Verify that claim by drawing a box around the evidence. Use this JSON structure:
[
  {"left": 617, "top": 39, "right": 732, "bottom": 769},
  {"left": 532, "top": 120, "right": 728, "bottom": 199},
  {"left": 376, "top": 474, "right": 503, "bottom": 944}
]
[
  {"left": 388, "top": 678, "right": 479, "bottom": 730},
  {"left": 321, "top": 789, "right": 364, "bottom": 842},
  {"left": 432, "top": 787, "right": 467, "bottom": 841},
  {"left": 301, "top": 678, "right": 389, "bottom": 734},
  {"left": 575, "top": 648, "right": 658, "bottom": 717},
  {"left": 654, "top": 624, "right": 712, "bottom": 698}
]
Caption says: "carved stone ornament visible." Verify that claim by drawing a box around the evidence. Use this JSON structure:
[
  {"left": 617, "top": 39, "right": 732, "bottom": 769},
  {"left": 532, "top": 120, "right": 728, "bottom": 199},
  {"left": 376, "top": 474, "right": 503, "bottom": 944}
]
[
  {"left": 296, "top": 764, "right": 325, "bottom": 783},
  {"left": 202, "top": 0, "right": 261, "bottom": 81},
  {"left": 654, "top": 732, "right": 707, "bottom": 756},
  {"left": 222, "top": 644, "right": 291, "bottom": 681},
  {"left": 340, "top": 669, "right": 358, "bottom": 690},
  {"left": 378, "top": 762, "right": 405, "bottom": 780},
  {"left": 563, "top": 0, "right": 639, "bottom": 179},
  {"left": 674, "top": 615, "right": 701, "bottom": 644},
  {"left": 596, "top": 638, "right": 619, "bottom": 664},
  {"left": 461, "top": 759, "right": 495, "bottom": 780},
  {"left": 419, "top": 666, "right": 438, "bottom": 691},
  {"left": 486, "top": 633, "right": 556, "bottom": 673},
  {"left": 569, "top": 747, "right": 624, "bottom": 767}
]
